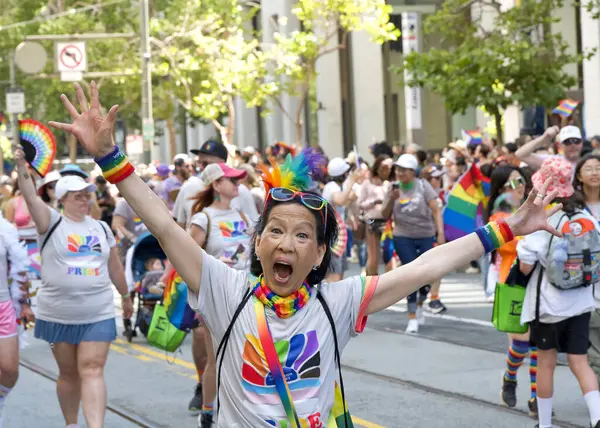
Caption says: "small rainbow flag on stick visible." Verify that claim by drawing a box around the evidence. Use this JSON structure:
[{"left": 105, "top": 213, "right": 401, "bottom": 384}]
[
  {"left": 0, "top": 112, "right": 7, "bottom": 128},
  {"left": 461, "top": 129, "right": 483, "bottom": 145},
  {"left": 380, "top": 219, "right": 395, "bottom": 264},
  {"left": 552, "top": 99, "right": 579, "bottom": 118},
  {"left": 443, "top": 163, "right": 491, "bottom": 241}
]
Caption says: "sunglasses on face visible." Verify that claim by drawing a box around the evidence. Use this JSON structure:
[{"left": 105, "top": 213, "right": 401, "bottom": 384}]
[
  {"left": 46, "top": 183, "right": 56, "bottom": 190},
  {"left": 266, "top": 187, "right": 328, "bottom": 234},
  {"left": 222, "top": 177, "right": 239, "bottom": 186},
  {"left": 562, "top": 138, "right": 582, "bottom": 146},
  {"left": 504, "top": 177, "right": 526, "bottom": 190}
]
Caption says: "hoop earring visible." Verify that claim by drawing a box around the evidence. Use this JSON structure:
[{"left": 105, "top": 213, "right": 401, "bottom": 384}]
[{"left": 312, "top": 265, "right": 319, "bottom": 271}]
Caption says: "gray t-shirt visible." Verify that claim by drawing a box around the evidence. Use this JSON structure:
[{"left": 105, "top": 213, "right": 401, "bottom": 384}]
[
  {"left": 36, "top": 209, "right": 117, "bottom": 324},
  {"left": 392, "top": 179, "right": 437, "bottom": 238},
  {"left": 187, "top": 252, "right": 374, "bottom": 427},
  {"left": 113, "top": 199, "right": 148, "bottom": 238},
  {"left": 190, "top": 207, "right": 251, "bottom": 271}
]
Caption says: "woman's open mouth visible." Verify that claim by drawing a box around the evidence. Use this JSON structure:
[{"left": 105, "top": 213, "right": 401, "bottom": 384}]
[{"left": 273, "top": 261, "right": 293, "bottom": 284}]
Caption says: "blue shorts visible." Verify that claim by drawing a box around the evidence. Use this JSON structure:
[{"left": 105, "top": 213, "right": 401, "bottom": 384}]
[{"left": 34, "top": 318, "right": 117, "bottom": 345}]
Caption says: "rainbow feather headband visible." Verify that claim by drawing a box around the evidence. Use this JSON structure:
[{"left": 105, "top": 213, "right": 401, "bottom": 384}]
[{"left": 257, "top": 147, "right": 326, "bottom": 193}]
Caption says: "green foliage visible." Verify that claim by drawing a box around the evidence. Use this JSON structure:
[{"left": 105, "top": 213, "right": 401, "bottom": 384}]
[
  {"left": 397, "top": 0, "right": 593, "bottom": 142},
  {"left": 151, "top": 0, "right": 276, "bottom": 142},
  {"left": 267, "top": 0, "right": 400, "bottom": 144},
  {"left": 0, "top": 0, "right": 141, "bottom": 156}
]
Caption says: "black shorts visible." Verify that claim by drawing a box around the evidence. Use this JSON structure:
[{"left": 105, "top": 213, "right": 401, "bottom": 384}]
[{"left": 530, "top": 312, "right": 591, "bottom": 355}]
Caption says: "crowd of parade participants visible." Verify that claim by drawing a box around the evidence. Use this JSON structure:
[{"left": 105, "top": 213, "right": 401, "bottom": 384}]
[{"left": 0, "top": 82, "right": 599, "bottom": 428}]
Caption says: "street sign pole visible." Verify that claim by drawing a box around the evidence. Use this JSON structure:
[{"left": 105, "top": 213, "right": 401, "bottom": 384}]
[{"left": 140, "top": 0, "right": 153, "bottom": 164}]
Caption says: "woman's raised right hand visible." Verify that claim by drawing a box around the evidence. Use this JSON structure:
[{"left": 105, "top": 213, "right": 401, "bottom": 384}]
[{"left": 48, "top": 81, "right": 118, "bottom": 159}]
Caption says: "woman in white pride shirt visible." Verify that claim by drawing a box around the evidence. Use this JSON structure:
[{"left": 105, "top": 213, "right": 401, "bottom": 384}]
[
  {"left": 517, "top": 157, "right": 600, "bottom": 428},
  {"left": 0, "top": 213, "right": 32, "bottom": 428},
  {"left": 13, "top": 148, "right": 133, "bottom": 428},
  {"left": 52, "top": 81, "right": 562, "bottom": 428},
  {"left": 189, "top": 162, "right": 252, "bottom": 427}
]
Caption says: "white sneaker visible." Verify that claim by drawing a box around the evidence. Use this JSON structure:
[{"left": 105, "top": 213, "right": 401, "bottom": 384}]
[
  {"left": 416, "top": 307, "right": 425, "bottom": 325},
  {"left": 406, "top": 319, "right": 419, "bottom": 334}
]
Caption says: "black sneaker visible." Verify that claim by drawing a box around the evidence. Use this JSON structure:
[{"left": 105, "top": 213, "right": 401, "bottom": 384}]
[
  {"left": 188, "top": 383, "right": 203, "bottom": 414},
  {"left": 528, "top": 397, "right": 538, "bottom": 417},
  {"left": 428, "top": 299, "right": 447, "bottom": 314},
  {"left": 501, "top": 377, "right": 517, "bottom": 407},
  {"left": 199, "top": 412, "right": 213, "bottom": 428},
  {"left": 122, "top": 318, "right": 137, "bottom": 340}
]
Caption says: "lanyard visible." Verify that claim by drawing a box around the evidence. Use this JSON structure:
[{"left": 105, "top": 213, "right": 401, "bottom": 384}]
[{"left": 253, "top": 298, "right": 301, "bottom": 428}]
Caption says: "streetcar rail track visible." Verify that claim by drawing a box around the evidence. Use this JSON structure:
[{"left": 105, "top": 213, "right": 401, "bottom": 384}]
[
  {"left": 19, "top": 358, "right": 165, "bottom": 428},
  {"left": 341, "top": 363, "right": 584, "bottom": 428}
]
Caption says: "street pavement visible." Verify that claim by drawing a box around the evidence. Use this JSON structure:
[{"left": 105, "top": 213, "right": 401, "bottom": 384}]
[{"left": 7, "top": 264, "right": 593, "bottom": 427}]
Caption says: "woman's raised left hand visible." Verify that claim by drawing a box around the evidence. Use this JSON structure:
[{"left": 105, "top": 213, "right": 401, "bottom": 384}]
[{"left": 506, "top": 178, "right": 563, "bottom": 238}]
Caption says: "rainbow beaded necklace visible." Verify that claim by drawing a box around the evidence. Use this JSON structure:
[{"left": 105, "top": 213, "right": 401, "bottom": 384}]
[{"left": 250, "top": 275, "right": 311, "bottom": 319}]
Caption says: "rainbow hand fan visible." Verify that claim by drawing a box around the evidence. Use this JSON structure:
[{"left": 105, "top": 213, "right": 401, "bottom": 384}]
[{"left": 19, "top": 119, "right": 56, "bottom": 177}]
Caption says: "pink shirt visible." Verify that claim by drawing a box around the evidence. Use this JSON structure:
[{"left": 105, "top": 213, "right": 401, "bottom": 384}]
[{"left": 358, "top": 179, "right": 388, "bottom": 220}]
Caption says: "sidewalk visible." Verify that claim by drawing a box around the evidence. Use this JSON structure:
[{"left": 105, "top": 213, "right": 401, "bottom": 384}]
[{"left": 343, "top": 327, "right": 589, "bottom": 427}]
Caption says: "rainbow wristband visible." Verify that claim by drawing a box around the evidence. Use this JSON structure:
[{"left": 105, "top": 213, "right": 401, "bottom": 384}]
[
  {"left": 475, "top": 219, "right": 514, "bottom": 253},
  {"left": 94, "top": 146, "right": 135, "bottom": 184}
]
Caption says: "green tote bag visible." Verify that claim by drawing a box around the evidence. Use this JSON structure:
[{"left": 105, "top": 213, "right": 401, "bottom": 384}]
[
  {"left": 492, "top": 282, "right": 528, "bottom": 333},
  {"left": 147, "top": 303, "right": 187, "bottom": 352}
]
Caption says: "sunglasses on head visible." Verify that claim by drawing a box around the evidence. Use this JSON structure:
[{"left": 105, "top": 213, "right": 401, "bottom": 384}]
[
  {"left": 562, "top": 138, "right": 582, "bottom": 146},
  {"left": 266, "top": 187, "right": 328, "bottom": 234},
  {"left": 504, "top": 177, "right": 525, "bottom": 189}
]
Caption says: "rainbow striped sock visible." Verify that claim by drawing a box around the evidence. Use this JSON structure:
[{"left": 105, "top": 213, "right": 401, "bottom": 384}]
[
  {"left": 201, "top": 403, "right": 214, "bottom": 415},
  {"left": 529, "top": 346, "right": 538, "bottom": 399},
  {"left": 504, "top": 339, "right": 529, "bottom": 382}
]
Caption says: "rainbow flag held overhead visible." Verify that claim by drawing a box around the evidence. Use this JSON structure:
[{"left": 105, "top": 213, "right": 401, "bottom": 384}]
[
  {"left": 461, "top": 129, "right": 483, "bottom": 145},
  {"left": 552, "top": 99, "right": 579, "bottom": 118},
  {"left": 380, "top": 219, "right": 395, "bottom": 264},
  {"left": 443, "top": 163, "right": 491, "bottom": 241}
]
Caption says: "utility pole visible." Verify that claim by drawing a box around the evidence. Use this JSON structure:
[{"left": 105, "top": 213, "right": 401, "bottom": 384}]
[{"left": 140, "top": 0, "right": 154, "bottom": 164}]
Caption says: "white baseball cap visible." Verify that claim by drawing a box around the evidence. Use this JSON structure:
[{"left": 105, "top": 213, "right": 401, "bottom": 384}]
[
  {"left": 559, "top": 125, "right": 582, "bottom": 143},
  {"left": 38, "top": 170, "right": 62, "bottom": 196},
  {"left": 55, "top": 175, "right": 97, "bottom": 200},
  {"left": 200, "top": 163, "right": 247, "bottom": 186},
  {"left": 327, "top": 157, "right": 351, "bottom": 177},
  {"left": 395, "top": 154, "right": 419, "bottom": 170}
]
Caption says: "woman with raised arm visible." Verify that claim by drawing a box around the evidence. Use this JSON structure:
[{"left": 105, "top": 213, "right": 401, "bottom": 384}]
[
  {"left": 12, "top": 146, "right": 133, "bottom": 428},
  {"left": 50, "top": 82, "right": 562, "bottom": 427}
]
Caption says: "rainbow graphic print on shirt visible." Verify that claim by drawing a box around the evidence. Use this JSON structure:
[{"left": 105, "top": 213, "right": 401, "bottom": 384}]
[
  {"left": 241, "top": 330, "right": 321, "bottom": 404},
  {"left": 218, "top": 220, "right": 248, "bottom": 263},
  {"left": 67, "top": 235, "right": 102, "bottom": 257}
]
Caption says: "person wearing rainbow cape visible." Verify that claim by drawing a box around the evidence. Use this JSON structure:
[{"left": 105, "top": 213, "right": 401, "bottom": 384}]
[{"left": 49, "top": 82, "right": 563, "bottom": 427}]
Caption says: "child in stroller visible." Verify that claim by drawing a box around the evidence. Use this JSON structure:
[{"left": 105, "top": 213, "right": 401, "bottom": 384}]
[{"left": 123, "top": 232, "right": 167, "bottom": 341}]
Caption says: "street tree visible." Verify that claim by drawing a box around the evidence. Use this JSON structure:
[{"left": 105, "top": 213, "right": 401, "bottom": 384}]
[
  {"left": 151, "top": 0, "right": 275, "bottom": 148},
  {"left": 397, "top": 0, "right": 591, "bottom": 144},
  {"left": 0, "top": 0, "right": 141, "bottom": 160},
  {"left": 266, "top": 0, "right": 400, "bottom": 147}
]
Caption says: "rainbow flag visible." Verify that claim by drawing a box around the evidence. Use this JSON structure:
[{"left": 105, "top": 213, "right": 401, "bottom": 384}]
[
  {"left": 462, "top": 129, "right": 483, "bottom": 145},
  {"left": 0, "top": 112, "right": 6, "bottom": 128},
  {"left": 552, "top": 99, "right": 579, "bottom": 118},
  {"left": 443, "top": 163, "right": 490, "bottom": 241},
  {"left": 163, "top": 268, "right": 196, "bottom": 332},
  {"left": 380, "top": 219, "right": 395, "bottom": 264}
]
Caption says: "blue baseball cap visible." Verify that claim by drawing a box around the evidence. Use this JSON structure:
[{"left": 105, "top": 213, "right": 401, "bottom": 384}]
[{"left": 59, "top": 164, "right": 89, "bottom": 179}]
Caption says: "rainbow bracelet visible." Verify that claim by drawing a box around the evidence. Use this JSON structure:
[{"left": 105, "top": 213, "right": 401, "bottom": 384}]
[
  {"left": 475, "top": 219, "right": 515, "bottom": 253},
  {"left": 94, "top": 146, "right": 135, "bottom": 184}
]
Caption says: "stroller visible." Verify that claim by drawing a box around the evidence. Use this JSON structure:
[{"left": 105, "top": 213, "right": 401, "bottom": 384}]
[{"left": 124, "top": 232, "right": 167, "bottom": 342}]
